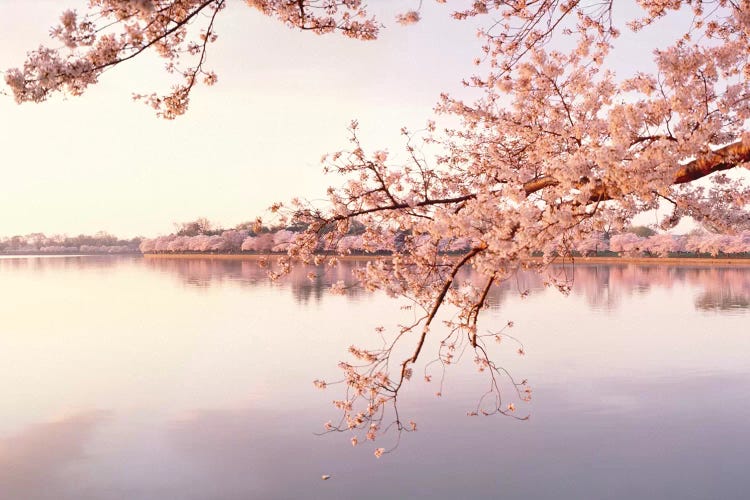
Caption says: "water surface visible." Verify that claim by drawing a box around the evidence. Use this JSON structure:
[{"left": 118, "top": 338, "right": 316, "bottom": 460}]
[{"left": 1, "top": 256, "right": 748, "bottom": 499}]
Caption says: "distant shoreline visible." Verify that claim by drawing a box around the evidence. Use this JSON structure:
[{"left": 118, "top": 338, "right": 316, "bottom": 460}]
[
  {"left": 3, "top": 252, "right": 748, "bottom": 266},
  {"left": 142, "top": 253, "right": 750, "bottom": 266},
  {"left": 0, "top": 252, "right": 139, "bottom": 257}
]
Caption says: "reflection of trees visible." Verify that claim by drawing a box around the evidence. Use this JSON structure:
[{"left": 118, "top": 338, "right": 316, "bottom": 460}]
[
  {"left": 566, "top": 265, "right": 618, "bottom": 311},
  {"left": 481, "top": 267, "right": 549, "bottom": 310},
  {"left": 0, "top": 255, "right": 126, "bottom": 273},
  {"left": 142, "top": 257, "right": 366, "bottom": 303},
  {"left": 687, "top": 267, "right": 750, "bottom": 312},
  {"left": 569, "top": 264, "right": 750, "bottom": 312},
  {"left": 141, "top": 258, "right": 748, "bottom": 449},
  {"left": 291, "top": 271, "right": 327, "bottom": 304},
  {"left": 696, "top": 289, "right": 750, "bottom": 312},
  {"left": 143, "top": 257, "right": 750, "bottom": 313}
]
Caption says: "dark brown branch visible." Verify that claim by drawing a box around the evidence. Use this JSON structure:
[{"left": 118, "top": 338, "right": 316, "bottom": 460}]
[
  {"left": 470, "top": 277, "right": 494, "bottom": 347},
  {"left": 323, "top": 139, "right": 749, "bottom": 225},
  {"left": 397, "top": 245, "right": 486, "bottom": 388},
  {"left": 673, "top": 140, "right": 750, "bottom": 184},
  {"left": 523, "top": 139, "right": 750, "bottom": 202}
]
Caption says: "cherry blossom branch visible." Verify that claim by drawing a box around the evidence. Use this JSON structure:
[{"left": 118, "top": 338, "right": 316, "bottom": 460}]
[
  {"left": 523, "top": 138, "right": 750, "bottom": 203},
  {"left": 320, "top": 138, "right": 750, "bottom": 224},
  {"left": 4, "top": 0, "right": 382, "bottom": 117},
  {"left": 397, "top": 244, "right": 485, "bottom": 387}
]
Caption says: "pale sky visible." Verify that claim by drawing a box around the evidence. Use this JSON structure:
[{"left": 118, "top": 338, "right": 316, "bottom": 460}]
[
  {"left": 0, "top": 2, "right": 739, "bottom": 238},
  {"left": 0, "top": 1, "right": 484, "bottom": 238}
]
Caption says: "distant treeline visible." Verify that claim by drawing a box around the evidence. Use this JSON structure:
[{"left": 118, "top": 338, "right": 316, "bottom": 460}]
[
  {"left": 0, "top": 232, "right": 142, "bottom": 255},
  {"left": 4, "top": 220, "right": 749, "bottom": 258},
  {"left": 140, "top": 220, "right": 750, "bottom": 258}
]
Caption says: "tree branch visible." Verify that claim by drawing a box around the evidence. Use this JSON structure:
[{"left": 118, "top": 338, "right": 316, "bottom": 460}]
[
  {"left": 522, "top": 139, "right": 750, "bottom": 201},
  {"left": 397, "top": 244, "right": 486, "bottom": 387},
  {"left": 673, "top": 140, "right": 750, "bottom": 184}
]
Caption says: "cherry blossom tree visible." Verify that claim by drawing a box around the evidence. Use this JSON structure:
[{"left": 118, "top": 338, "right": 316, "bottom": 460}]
[
  {"left": 644, "top": 233, "right": 683, "bottom": 256},
  {"left": 7, "top": 0, "right": 750, "bottom": 455},
  {"left": 573, "top": 231, "right": 609, "bottom": 255},
  {"left": 610, "top": 232, "right": 646, "bottom": 256}
]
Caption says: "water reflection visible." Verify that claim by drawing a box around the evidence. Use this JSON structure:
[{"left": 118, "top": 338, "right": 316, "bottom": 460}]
[
  {"left": 696, "top": 289, "right": 750, "bottom": 311},
  {"left": 1, "top": 256, "right": 749, "bottom": 499},
  {"left": 161, "top": 372, "right": 750, "bottom": 500},
  {"left": 8, "top": 256, "right": 745, "bottom": 312},
  {"left": 0, "top": 411, "right": 111, "bottom": 500},
  {"left": 166, "top": 406, "right": 307, "bottom": 498},
  {"left": 0, "top": 254, "right": 125, "bottom": 272},
  {"left": 140, "top": 257, "right": 750, "bottom": 313},
  {"left": 570, "top": 264, "right": 750, "bottom": 313},
  {"left": 141, "top": 257, "right": 366, "bottom": 304}
]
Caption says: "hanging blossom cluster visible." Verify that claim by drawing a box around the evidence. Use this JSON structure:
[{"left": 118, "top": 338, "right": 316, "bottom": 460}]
[
  {"left": 311, "top": 314, "right": 530, "bottom": 458},
  {"left": 7, "top": 0, "right": 750, "bottom": 454},
  {"left": 246, "top": 0, "right": 380, "bottom": 38},
  {"left": 277, "top": 0, "right": 750, "bottom": 451},
  {"left": 4, "top": 0, "right": 382, "bottom": 118}
]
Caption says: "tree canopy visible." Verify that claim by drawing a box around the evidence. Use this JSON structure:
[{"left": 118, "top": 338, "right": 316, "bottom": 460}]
[{"left": 7, "top": 0, "right": 750, "bottom": 454}]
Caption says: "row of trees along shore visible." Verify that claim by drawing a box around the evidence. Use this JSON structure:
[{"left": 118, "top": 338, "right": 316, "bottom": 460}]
[
  {"left": 6, "top": 0, "right": 750, "bottom": 454},
  {"left": 3, "top": 223, "right": 749, "bottom": 258},
  {"left": 0, "top": 232, "right": 141, "bottom": 255},
  {"left": 138, "top": 221, "right": 750, "bottom": 258},
  {"left": 7, "top": 226, "right": 750, "bottom": 257}
]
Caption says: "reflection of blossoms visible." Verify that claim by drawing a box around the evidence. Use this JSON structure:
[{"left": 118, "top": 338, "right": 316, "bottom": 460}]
[
  {"left": 329, "top": 280, "right": 347, "bottom": 295},
  {"left": 570, "top": 264, "right": 750, "bottom": 312}
]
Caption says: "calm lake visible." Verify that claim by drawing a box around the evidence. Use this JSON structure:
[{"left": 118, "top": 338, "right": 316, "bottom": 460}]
[{"left": 1, "top": 255, "right": 749, "bottom": 499}]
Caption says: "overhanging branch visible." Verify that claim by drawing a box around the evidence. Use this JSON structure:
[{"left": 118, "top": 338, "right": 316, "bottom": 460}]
[
  {"left": 316, "top": 139, "right": 749, "bottom": 224},
  {"left": 522, "top": 139, "right": 750, "bottom": 202}
]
